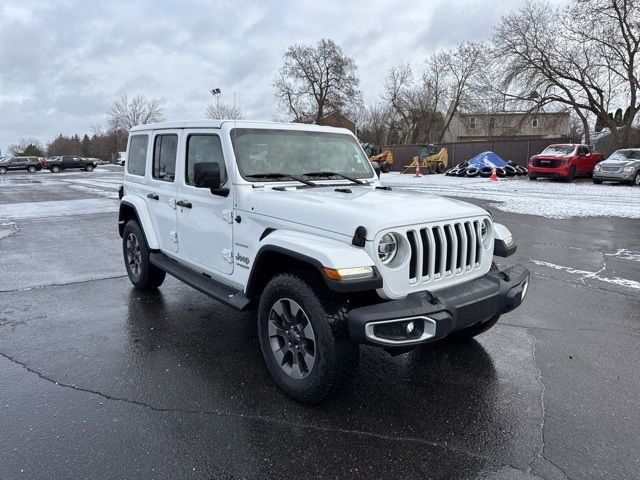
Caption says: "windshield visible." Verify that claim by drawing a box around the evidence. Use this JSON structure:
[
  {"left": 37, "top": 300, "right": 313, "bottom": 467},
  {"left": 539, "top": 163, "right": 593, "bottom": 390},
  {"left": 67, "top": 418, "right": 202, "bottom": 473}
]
[
  {"left": 608, "top": 149, "right": 640, "bottom": 161},
  {"left": 231, "top": 128, "right": 374, "bottom": 181},
  {"left": 541, "top": 145, "right": 575, "bottom": 155}
]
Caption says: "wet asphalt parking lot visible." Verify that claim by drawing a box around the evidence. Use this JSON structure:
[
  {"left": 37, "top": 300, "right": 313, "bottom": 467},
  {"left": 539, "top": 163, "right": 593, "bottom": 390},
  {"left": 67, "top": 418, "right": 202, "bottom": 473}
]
[{"left": 0, "top": 166, "right": 639, "bottom": 480}]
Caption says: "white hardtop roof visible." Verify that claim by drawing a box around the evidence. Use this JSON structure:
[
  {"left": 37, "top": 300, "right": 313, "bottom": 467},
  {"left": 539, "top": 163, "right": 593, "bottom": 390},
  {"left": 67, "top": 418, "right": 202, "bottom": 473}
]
[{"left": 129, "top": 119, "right": 352, "bottom": 134}]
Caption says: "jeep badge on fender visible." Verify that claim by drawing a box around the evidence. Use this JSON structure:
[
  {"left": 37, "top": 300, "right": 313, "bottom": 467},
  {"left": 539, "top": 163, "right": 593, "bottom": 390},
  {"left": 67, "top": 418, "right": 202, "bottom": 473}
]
[{"left": 117, "top": 120, "right": 530, "bottom": 404}]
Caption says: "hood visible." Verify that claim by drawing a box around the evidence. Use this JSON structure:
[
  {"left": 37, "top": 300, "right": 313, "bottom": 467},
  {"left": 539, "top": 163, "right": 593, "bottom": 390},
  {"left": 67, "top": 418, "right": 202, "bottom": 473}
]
[
  {"left": 246, "top": 185, "right": 488, "bottom": 239},
  {"left": 600, "top": 158, "right": 637, "bottom": 167}
]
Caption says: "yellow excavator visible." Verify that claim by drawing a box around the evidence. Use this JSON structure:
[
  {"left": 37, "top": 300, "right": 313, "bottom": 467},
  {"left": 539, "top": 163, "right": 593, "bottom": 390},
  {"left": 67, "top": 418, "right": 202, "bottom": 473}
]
[
  {"left": 363, "top": 144, "right": 393, "bottom": 173},
  {"left": 401, "top": 144, "right": 448, "bottom": 174}
]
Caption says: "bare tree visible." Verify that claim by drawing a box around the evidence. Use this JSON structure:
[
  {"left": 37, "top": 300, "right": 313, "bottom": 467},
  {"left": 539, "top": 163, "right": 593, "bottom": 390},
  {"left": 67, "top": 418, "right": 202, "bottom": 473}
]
[
  {"left": 274, "top": 39, "right": 362, "bottom": 123},
  {"left": 8, "top": 137, "right": 44, "bottom": 156},
  {"left": 206, "top": 102, "right": 242, "bottom": 120},
  {"left": 493, "top": 0, "right": 640, "bottom": 147},
  {"left": 107, "top": 94, "right": 165, "bottom": 131},
  {"left": 358, "top": 102, "right": 395, "bottom": 145},
  {"left": 382, "top": 43, "right": 486, "bottom": 144}
]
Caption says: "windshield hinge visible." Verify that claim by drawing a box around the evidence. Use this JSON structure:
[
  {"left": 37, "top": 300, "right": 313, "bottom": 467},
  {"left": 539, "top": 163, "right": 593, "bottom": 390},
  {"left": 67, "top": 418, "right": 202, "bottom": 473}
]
[
  {"left": 222, "top": 249, "right": 233, "bottom": 263},
  {"left": 222, "top": 210, "right": 234, "bottom": 223}
]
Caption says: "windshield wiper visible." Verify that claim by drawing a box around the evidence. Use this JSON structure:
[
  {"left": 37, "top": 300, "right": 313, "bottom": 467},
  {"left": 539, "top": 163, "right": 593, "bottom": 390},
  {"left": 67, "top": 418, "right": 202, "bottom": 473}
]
[
  {"left": 302, "top": 171, "right": 366, "bottom": 185},
  {"left": 245, "top": 173, "right": 317, "bottom": 186}
]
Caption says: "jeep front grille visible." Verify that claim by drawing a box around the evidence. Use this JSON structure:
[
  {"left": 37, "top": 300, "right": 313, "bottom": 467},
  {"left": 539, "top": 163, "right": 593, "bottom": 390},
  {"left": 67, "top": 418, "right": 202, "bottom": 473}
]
[{"left": 406, "top": 220, "right": 483, "bottom": 283}]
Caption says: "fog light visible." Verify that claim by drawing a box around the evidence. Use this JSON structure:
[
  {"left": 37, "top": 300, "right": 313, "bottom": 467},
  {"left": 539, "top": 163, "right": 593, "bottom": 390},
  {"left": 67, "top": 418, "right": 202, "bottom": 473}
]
[{"left": 406, "top": 321, "right": 415, "bottom": 334}]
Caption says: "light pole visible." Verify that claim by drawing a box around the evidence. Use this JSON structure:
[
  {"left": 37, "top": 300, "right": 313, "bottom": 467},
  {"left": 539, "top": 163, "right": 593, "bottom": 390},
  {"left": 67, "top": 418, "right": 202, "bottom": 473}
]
[{"left": 210, "top": 88, "right": 221, "bottom": 116}]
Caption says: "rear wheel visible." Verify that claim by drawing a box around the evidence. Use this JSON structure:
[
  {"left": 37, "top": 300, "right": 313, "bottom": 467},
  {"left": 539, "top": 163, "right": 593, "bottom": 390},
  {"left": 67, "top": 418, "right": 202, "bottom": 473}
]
[
  {"left": 122, "top": 220, "right": 166, "bottom": 290},
  {"left": 0, "top": 167, "right": 6, "bottom": 174},
  {"left": 258, "top": 272, "right": 358, "bottom": 404},
  {"left": 51, "top": 165, "right": 60, "bottom": 173},
  {"left": 85, "top": 164, "right": 94, "bottom": 172}
]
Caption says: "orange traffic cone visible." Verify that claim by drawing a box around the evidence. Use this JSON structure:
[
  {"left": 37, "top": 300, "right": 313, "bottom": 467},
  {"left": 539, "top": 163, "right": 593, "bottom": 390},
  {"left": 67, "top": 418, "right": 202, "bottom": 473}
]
[
  {"left": 415, "top": 164, "right": 422, "bottom": 177},
  {"left": 490, "top": 169, "right": 497, "bottom": 181}
]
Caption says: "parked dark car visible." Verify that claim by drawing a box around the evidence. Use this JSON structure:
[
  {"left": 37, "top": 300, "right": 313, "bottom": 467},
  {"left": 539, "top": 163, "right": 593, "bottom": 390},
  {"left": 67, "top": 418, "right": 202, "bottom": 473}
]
[
  {"left": 44, "top": 156, "right": 97, "bottom": 173},
  {"left": 0, "top": 156, "right": 43, "bottom": 174}
]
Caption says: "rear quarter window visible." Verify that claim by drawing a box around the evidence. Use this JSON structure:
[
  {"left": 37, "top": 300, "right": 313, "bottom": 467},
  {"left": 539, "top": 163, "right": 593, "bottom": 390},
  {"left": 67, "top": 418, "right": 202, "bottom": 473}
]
[{"left": 127, "top": 135, "right": 149, "bottom": 176}]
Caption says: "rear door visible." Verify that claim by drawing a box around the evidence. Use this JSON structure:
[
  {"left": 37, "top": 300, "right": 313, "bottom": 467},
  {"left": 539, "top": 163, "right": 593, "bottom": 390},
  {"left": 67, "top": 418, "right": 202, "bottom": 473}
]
[
  {"left": 577, "top": 146, "right": 590, "bottom": 173},
  {"left": 176, "top": 130, "right": 234, "bottom": 275},
  {"left": 143, "top": 130, "right": 180, "bottom": 253}
]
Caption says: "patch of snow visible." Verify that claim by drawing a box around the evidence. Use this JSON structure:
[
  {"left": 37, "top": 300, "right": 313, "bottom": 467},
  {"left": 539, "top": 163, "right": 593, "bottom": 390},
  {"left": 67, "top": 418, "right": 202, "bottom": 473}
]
[
  {"left": 531, "top": 259, "right": 640, "bottom": 290},
  {"left": 66, "top": 184, "right": 119, "bottom": 199},
  {"left": 0, "top": 198, "right": 118, "bottom": 221},
  {"left": 381, "top": 173, "right": 640, "bottom": 219},
  {"left": 605, "top": 249, "right": 640, "bottom": 263}
]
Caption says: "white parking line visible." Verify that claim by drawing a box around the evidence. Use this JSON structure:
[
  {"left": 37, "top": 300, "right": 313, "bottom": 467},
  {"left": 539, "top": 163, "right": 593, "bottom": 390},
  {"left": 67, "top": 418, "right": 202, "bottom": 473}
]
[{"left": 531, "top": 259, "right": 640, "bottom": 290}]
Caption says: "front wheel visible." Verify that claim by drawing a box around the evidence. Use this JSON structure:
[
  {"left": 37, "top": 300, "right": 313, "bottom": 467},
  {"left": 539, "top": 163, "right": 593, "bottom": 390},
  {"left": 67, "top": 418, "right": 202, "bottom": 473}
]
[
  {"left": 85, "top": 164, "right": 94, "bottom": 172},
  {"left": 258, "top": 272, "right": 359, "bottom": 404},
  {"left": 632, "top": 173, "right": 640, "bottom": 186},
  {"left": 566, "top": 165, "right": 576, "bottom": 182},
  {"left": 27, "top": 166, "right": 37, "bottom": 173},
  {"left": 0, "top": 167, "right": 6, "bottom": 174},
  {"left": 122, "top": 220, "right": 166, "bottom": 290},
  {"left": 51, "top": 165, "right": 60, "bottom": 173}
]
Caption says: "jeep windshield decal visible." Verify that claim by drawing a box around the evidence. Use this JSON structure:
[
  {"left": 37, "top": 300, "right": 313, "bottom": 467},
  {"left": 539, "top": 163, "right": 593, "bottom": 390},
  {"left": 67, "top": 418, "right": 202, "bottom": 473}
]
[{"left": 231, "top": 128, "right": 374, "bottom": 182}]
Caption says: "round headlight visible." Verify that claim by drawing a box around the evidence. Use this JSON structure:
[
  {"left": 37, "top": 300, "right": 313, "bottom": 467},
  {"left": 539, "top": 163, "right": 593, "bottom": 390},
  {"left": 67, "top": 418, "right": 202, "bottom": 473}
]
[
  {"left": 378, "top": 233, "right": 398, "bottom": 264},
  {"left": 481, "top": 219, "right": 492, "bottom": 248}
]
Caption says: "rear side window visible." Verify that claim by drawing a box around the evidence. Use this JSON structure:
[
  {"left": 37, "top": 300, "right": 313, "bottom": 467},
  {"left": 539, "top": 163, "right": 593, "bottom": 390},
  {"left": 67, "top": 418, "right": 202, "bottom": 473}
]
[
  {"left": 127, "top": 135, "right": 149, "bottom": 176},
  {"left": 185, "top": 134, "right": 226, "bottom": 186},
  {"left": 153, "top": 134, "right": 178, "bottom": 182}
]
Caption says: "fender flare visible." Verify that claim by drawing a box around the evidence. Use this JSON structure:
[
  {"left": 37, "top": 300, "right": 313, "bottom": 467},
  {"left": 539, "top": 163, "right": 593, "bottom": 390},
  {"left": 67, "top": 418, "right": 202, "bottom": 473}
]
[
  {"left": 246, "top": 230, "right": 381, "bottom": 296},
  {"left": 118, "top": 196, "right": 160, "bottom": 250}
]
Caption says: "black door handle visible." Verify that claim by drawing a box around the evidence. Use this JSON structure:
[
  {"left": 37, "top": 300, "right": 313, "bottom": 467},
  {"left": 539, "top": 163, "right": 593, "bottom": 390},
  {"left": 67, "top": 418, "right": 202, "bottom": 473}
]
[
  {"left": 176, "top": 200, "right": 192, "bottom": 209},
  {"left": 147, "top": 193, "right": 159, "bottom": 200}
]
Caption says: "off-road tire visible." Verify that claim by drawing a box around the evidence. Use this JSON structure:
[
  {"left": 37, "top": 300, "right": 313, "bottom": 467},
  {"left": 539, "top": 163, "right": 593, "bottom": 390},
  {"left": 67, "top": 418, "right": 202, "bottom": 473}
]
[
  {"left": 436, "top": 162, "right": 446, "bottom": 174},
  {"left": 257, "top": 272, "right": 359, "bottom": 404},
  {"left": 27, "top": 166, "right": 37, "bottom": 173},
  {"left": 0, "top": 167, "right": 6, "bottom": 174},
  {"left": 85, "top": 164, "right": 94, "bottom": 172},
  {"left": 51, "top": 165, "right": 60, "bottom": 173},
  {"left": 122, "top": 220, "right": 166, "bottom": 290}
]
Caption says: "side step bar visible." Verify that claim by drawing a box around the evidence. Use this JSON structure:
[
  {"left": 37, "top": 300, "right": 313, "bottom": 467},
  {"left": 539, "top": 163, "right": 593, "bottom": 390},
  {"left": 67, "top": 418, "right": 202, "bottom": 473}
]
[{"left": 149, "top": 252, "right": 251, "bottom": 311}]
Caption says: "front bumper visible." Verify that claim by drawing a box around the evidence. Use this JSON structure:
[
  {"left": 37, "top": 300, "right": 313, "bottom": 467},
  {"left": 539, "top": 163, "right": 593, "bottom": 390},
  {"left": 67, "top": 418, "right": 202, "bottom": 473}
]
[
  {"left": 528, "top": 166, "right": 569, "bottom": 178},
  {"left": 348, "top": 264, "right": 529, "bottom": 347},
  {"left": 593, "top": 170, "right": 634, "bottom": 182}
]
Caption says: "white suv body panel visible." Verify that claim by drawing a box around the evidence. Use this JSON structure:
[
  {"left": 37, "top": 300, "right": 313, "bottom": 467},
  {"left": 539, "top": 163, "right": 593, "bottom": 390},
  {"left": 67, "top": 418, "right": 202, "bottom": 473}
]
[{"left": 123, "top": 120, "right": 495, "bottom": 300}]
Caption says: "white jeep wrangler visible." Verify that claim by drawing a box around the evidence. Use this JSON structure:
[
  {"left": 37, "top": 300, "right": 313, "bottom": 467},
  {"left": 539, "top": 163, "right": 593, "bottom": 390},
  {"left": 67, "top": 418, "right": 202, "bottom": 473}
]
[{"left": 118, "top": 120, "right": 529, "bottom": 403}]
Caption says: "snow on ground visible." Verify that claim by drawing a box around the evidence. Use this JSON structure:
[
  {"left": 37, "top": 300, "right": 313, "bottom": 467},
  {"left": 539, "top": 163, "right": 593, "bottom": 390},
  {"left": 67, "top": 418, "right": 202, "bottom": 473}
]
[
  {"left": 0, "top": 198, "right": 118, "bottom": 221},
  {"left": 65, "top": 184, "right": 119, "bottom": 199},
  {"left": 381, "top": 173, "right": 640, "bottom": 219}
]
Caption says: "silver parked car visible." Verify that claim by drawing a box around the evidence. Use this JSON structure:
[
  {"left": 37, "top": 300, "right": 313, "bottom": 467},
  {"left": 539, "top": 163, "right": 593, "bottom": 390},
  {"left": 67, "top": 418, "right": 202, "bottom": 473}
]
[{"left": 593, "top": 148, "right": 640, "bottom": 186}]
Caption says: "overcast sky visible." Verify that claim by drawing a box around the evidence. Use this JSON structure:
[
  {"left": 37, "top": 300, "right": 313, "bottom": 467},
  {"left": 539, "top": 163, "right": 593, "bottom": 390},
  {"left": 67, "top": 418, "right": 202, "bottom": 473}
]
[{"left": 0, "top": 0, "right": 562, "bottom": 155}]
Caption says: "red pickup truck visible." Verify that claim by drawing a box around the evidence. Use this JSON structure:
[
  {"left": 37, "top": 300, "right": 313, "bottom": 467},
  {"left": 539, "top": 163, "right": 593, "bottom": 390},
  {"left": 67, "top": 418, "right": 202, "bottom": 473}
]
[{"left": 528, "top": 144, "right": 603, "bottom": 182}]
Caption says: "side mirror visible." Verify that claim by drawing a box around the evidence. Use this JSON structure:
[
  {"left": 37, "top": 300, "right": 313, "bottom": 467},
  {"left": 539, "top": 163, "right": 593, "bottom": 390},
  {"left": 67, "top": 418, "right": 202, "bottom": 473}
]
[
  {"left": 371, "top": 161, "right": 381, "bottom": 178},
  {"left": 194, "top": 162, "right": 221, "bottom": 189}
]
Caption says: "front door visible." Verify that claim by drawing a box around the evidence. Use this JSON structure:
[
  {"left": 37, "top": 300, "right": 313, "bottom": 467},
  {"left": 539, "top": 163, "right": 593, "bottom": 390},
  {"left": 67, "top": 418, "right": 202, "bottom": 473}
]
[
  {"left": 176, "top": 130, "right": 234, "bottom": 275},
  {"left": 144, "top": 131, "right": 180, "bottom": 253}
]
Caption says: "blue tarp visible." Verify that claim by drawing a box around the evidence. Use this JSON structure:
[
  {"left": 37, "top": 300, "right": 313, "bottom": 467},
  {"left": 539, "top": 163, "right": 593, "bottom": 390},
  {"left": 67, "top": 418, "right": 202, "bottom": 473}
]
[{"left": 466, "top": 151, "right": 508, "bottom": 169}]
